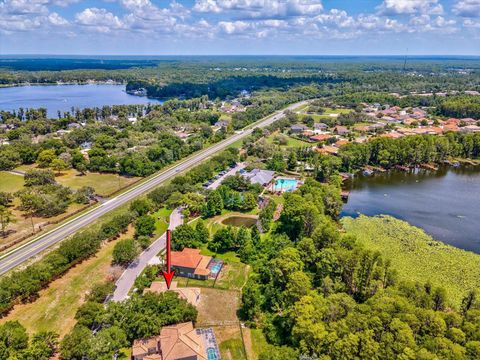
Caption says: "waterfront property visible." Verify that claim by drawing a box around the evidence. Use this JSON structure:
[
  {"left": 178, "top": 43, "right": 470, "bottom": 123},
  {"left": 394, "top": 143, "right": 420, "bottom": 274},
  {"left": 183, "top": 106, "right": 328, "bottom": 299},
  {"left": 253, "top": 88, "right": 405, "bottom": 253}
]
[{"left": 171, "top": 248, "right": 224, "bottom": 280}]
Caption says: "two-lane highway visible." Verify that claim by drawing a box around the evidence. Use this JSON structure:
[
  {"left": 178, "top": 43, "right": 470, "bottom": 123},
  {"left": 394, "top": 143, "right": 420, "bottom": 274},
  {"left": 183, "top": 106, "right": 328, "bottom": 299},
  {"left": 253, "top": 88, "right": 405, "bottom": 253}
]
[{"left": 0, "top": 100, "right": 307, "bottom": 275}]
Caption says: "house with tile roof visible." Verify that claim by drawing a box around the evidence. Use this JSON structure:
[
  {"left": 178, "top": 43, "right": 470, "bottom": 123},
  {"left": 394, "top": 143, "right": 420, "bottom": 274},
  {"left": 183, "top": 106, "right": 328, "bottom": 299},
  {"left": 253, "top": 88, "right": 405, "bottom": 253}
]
[
  {"left": 171, "top": 248, "right": 213, "bottom": 280},
  {"left": 132, "top": 322, "right": 218, "bottom": 360},
  {"left": 160, "top": 322, "right": 207, "bottom": 360}
]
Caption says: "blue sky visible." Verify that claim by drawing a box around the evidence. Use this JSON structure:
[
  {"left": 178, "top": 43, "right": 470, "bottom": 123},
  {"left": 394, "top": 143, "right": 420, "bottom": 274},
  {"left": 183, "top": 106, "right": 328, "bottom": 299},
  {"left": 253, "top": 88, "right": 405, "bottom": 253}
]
[{"left": 0, "top": 0, "right": 479, "bottom": 55}]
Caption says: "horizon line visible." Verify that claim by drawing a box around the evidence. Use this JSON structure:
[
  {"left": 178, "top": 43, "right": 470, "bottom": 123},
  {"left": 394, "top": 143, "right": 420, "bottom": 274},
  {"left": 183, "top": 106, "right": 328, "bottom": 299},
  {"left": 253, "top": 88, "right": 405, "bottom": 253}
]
[{"left": 1, "top": 54, "right": 480, "bottom": 57}]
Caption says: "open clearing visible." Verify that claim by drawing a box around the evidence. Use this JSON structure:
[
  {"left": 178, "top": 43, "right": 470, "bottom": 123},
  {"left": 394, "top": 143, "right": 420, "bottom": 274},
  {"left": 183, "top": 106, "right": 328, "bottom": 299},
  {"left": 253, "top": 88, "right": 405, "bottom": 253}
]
[
  {"left": 0, "top": 171, "right": 25, "bottom": 193},
  {"left": 266, "top": 132, "right": 310, "bottom": 148},
  {"left": 56, "top": 169, "right": 140, "bottom": 197},
  {"left": 0, "top": 226, "right": 134, "bottom": 337}
]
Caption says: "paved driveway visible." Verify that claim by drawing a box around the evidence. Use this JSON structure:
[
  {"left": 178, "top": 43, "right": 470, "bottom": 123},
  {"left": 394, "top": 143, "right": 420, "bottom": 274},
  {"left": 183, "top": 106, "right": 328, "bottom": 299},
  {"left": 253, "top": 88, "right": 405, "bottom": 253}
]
[
  {"left": 111, "top": 207, "right": 183, "bottom": 302},
  {"left": 207, "top": 163, "right": 245, "bottom": 190}
]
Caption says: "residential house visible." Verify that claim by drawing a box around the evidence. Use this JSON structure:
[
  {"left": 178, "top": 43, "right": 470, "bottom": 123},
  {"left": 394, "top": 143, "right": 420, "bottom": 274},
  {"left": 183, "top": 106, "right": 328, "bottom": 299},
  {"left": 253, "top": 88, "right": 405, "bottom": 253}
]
[
  {"left": 56, "top": 129, "right": 71, "bottom": 136},
  {"left": 242, "top": 169, "right": 275, "bottom": 186},
  {"left": 132, "top": 336, "right": 161, "bottom": 360},
  {"left": 334, "top": 126, "right": 349, "bottom": 136},
  {"left": 67, "top": 122, "right": 82, "bottom": 129},
  {"left": 214, "top": 120, "right": 229, "bottom": 128},
  {"left": 460, "top": 125, "right": 480, "bottom": 133},
  {"left": 315, "top": 145, "right": 339, "bottom": 155},
  {"left": 302, "top": 130, "right": 314, "bottom": 137},
  {"left": 128, "top": 117, "right": 138, "bottom": 124},
  {"left": 171, "top": 248, "right": 212, "bottom": 280},
  {"left": 145, "top": 282, "right": 200, "bottom": 306},
  {"left": 461, "top": 118, "right": 478, "bottom": 126},
  {"left": 314, "top": 122, "right": 328, "bottom": 131},
  {"left": 443, "top": 123, "right": 460, "bottom": 132},
  {"left": 290, "top": 124, "right": 309, "bottom": 134},
  {"left": 334, "top": 139, "right": 349, "bottom": 147},
  {"left": 132, "top": 322, "right": 213, "bottom": 360},
  {"left": 309, "top": 134, "right": 331, "bottom": 142},
  {"left": 159, "top": 322, "right": 208, "bottom": 360}
]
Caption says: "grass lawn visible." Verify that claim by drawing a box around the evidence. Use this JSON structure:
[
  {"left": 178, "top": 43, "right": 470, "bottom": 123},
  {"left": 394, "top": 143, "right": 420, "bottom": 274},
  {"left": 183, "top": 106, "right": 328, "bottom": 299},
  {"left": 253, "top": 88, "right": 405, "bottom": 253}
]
[
  {"left": 56, "top": 169, "right": 140, "bottom": 197},
  {"left": 303, "top": 106, "right": 352, "bottom": 115},
  {"left": 0, "top": 226, "right": 133, "bottom": 337},
  {"left": 219, "top": 338, "right": 247, "bottom": 360},
  {"left": 266, "top": 133, "right": 310, "bottom": 148},
  {"left": 153, "top": 207, "right": 173, "bottom": 236},
  {"left": 247, "top": 328, "right": 269, "bottom": 360},
  {"left": 175, "top": 276, "right": 216, "bottom": 288},
  {"left": 0, "top": 171, "right": 25, "bottom": 193},
  {"left": 343, "top": 215, "right": 480, "bottom": 307},
  {"left": 201, "top": 246, "right": 241, "bottom": 263},
  {"left": 215, "top": 262, "right": 250, "bottom": 291}
]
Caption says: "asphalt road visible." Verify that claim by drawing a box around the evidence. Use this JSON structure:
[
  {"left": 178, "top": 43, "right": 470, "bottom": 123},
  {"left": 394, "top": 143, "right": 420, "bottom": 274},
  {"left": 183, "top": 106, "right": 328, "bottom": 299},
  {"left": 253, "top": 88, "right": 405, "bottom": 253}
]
[
  {"left": 111, "top": 207, "right": 184, "bottom": 302},
  {"left": 0, "top": 100, "right": 307, "bottom": 275}
]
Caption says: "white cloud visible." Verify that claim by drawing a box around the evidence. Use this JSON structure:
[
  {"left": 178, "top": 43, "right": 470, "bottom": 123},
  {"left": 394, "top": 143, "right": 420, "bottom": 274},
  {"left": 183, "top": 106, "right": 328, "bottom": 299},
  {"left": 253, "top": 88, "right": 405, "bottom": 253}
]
[
  {"left": 75, "top": 8, "right": 123, "bottom": 32},
  {"left": 47, "top": 11, "right": 68, "bottom": 25},
  {"left": 453, "top": 0, "right": 480, "bottom": 17},
  {"left": 194, "top": 0, "right": 323, "bottom": 19},
  {"left": 378, "top": 0, "right": 443, "bottom": 15}
]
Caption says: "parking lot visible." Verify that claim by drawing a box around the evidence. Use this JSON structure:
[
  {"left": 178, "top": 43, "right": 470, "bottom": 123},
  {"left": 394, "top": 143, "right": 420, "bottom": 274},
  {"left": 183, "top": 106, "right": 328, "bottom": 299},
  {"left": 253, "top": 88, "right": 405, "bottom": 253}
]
[{"left": 204, "top": 163, "right": 245, "bottom": 190}]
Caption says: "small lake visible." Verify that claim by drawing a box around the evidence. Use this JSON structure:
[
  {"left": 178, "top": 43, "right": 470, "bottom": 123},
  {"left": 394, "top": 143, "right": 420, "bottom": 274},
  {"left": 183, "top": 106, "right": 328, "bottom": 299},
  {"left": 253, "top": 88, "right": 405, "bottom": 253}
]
[
  {"left": 342, "top": 165, "right": 480, "bottom": 253},
  {"left": 221, "top": 215, "right": 258, "bottom": 228},
  {"left": 0, "top": 84, "right": 163, "bottom": 117}
]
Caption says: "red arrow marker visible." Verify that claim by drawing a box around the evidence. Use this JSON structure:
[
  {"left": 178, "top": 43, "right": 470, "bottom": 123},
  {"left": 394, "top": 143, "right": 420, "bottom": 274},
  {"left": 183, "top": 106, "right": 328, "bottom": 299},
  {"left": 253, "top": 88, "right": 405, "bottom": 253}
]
[{"left": 162, "top": 229, "right": 175, "bottom": 289}]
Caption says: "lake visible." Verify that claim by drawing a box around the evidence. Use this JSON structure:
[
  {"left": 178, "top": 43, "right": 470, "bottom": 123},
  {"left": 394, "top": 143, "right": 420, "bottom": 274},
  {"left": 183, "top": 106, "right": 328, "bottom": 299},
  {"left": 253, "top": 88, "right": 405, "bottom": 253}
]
[
  {"left": 0, "top": 84, "right": 163, "bottom": 117},
  {"left": 341, "top": 165, "right": 480, "bottom": 253}
]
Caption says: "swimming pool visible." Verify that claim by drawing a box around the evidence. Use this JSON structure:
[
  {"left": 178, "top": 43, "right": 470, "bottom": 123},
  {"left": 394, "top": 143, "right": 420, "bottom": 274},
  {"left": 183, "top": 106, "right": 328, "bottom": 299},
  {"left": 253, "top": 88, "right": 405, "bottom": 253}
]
[
  {"left": 210, "top": 264, "right": 222, "bottom": 274},
  {"left": 207, "top": 347, "right": 218, "bottom": 360},
  {"left": 273, "top": 178, "right": 298, "bottom": 192}
]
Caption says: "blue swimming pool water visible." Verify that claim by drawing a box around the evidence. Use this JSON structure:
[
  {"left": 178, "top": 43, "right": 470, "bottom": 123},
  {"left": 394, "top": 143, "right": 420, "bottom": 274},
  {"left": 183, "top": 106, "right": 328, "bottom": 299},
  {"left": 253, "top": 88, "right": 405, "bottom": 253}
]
[
  {"left": 207, "top": 348, "right": 218, "bottom": 360},
  {"left": 210, "top": 264, "right": 222, "bottom": 274},
  {"left": 273, "top": 178, "right": 298, "bottom": 192}
]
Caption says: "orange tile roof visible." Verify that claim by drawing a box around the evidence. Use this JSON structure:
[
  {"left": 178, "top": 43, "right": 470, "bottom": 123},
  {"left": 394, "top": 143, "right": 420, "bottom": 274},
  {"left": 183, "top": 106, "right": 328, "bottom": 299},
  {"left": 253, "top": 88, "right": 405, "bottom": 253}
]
[
  {"left": 334, "top": 140, "right": 349, "bottom": 147},
  {"left": 315, "top": 146, "right": 338, "bottom": 155},
  {"left": 160, "top": 322, "right": 207, "bottom": 360},
  {"left": 132, "top": 336, "right": 160, "bottom": 357},
  {"left": 309, "top": 134, "right": 331, "bottom": 142},
  {"left": 171, "top": 248, "right": 203, "bottom": 269},
  {"left": 171, "top": 248, "right": 212, "bottom": 276}
]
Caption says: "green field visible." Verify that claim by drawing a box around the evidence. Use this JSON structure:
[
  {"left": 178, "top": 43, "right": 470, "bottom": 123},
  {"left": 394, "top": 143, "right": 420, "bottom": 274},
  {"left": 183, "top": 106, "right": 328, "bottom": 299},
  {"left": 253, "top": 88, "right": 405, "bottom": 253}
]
[
  {"left": 153, "top": 207, "right": 173, "bottom": 236},
  {"left": 56, "top": 170, "right": 140, "bottom": 197},
  {"left": 266, "top": 133, "right": 310, "bottom": 148},
  {"left": 343, "top": 215, "right": 480, "bottom": 307},
  {"left": 219, "top": 338, "right": 246, "bottom": 360},
  {"left": 250, "top": 329, "right": 269, "bottom": 360},
  {"left": 0, "top": 171, "right": 25, "bottom": 193}
]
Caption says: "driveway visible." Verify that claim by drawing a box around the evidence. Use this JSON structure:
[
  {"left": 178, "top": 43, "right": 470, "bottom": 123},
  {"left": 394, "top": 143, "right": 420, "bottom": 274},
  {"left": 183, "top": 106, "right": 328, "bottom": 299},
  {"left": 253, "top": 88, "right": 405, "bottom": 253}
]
[
  {"left": 207, "top": 163, "right": 245, "bottom": 190},
  {"left": 111, "top": 207, "right": 184, "bottom": 302}
]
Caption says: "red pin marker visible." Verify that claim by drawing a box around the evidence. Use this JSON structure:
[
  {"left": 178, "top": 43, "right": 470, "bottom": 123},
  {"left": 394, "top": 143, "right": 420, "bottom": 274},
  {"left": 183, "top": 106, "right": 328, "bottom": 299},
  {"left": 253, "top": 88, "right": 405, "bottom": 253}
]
[{"left": 162, "top": 229, "right": 175, "bottom": 289}]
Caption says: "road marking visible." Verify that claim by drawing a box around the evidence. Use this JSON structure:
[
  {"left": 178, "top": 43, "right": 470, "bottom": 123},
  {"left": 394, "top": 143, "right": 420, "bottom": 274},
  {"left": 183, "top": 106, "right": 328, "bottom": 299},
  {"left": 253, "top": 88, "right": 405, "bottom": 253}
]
[{"left": 0, "top": 101, "right": 307, "bottom": 275}]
